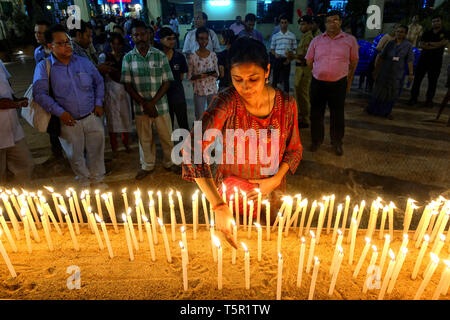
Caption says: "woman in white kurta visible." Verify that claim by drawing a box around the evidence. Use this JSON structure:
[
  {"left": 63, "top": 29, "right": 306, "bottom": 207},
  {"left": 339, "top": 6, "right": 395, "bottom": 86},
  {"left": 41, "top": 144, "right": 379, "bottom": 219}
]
[{"left": 99, "top": 33, "right": 132, "bottom": 153}]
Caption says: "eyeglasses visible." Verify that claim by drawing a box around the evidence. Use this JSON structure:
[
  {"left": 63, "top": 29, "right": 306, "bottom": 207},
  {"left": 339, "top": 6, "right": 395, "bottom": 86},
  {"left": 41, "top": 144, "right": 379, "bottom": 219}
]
[{"left": 53, "top": 40, "right": 72, "bottom": 47}]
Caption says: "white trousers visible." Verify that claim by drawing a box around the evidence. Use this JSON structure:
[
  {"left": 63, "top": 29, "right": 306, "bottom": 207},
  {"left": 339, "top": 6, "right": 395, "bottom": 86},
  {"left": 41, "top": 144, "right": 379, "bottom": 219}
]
[{"left": 59, "top": 113, "right": 105, "bottom": 183}]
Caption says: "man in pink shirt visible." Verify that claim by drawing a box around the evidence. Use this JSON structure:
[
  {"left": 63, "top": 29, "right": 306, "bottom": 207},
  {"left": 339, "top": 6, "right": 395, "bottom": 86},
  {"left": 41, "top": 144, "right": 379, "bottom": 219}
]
[{"left": 305, "top": 10, "right": 359, "bottom": 156}]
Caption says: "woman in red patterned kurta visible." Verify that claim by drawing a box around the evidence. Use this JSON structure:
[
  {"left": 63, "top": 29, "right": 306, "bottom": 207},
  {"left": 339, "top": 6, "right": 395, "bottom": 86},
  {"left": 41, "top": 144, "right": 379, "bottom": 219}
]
[{"left": 181, "top": 38, "right": 302, "bottom": 247}]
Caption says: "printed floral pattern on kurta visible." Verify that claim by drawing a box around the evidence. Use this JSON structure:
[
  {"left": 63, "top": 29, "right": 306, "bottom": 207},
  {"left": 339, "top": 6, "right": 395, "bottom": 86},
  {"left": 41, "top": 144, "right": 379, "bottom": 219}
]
[
  {"left": 187, "top": 51, "right": 219, "bottom": 96},
  {"left": 181, "top": 87, "right": 302, "bottom": 192}
]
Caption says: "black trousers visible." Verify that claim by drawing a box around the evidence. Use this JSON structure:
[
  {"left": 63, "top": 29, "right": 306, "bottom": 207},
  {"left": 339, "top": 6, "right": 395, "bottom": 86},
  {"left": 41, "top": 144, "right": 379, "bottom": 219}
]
[
  {"left": 310, "top": 76, "right": 347, "bottom": 146},
  {"left": 272, "top": 57, "right": 291, "bottom": 93},
  {"left": 46, "top": 115, "right": 64, "bottom": 158},
  {"left": 168, "top": 101, "right": 190, "bottom": 132},
  {"left": 410, "top": 56, "right": 442, "bottom": 103}
]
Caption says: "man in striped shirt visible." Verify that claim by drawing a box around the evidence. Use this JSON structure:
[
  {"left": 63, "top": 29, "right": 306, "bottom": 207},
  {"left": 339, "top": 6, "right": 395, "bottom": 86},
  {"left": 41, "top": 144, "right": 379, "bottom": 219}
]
[{"left": 270, "top": 14, "right": 297, "bottom": 93}]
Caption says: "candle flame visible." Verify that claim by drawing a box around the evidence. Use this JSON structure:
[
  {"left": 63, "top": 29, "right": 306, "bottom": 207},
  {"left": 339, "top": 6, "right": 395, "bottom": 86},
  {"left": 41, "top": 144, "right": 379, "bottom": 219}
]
[
  {"left": 121, "top": 214, "right": 126, "bottom": 222},
  {"left": 157, "top": 217, "right": 163, "bottom": 227},
  {"left": 222, "top": 183, "right": 226, "bottom": 192},
  {"left": 66, "top": 190, "right": 71, "bottom": 198},
  {"left": 5, "top": 189, "right": 11, "bottom": 195},
  {"left": 346, "top": 195, "right": 350, "bottom": 201},
  {"left": 385, "top": 234, "right": 390, "bottom": 241},
  {"left": 179, "top": 241, "right": 184, "bottom": 250},
  {"left": 80, "top": 192, "right": 85, "bottom": 199},
  {"left": 135, "top": 199, "right": 140, "bottom": 206},
  {"left": 148, "top": 190, "right": 153, "bottom": 197},
  {"left": 230, "top": 194, "right": 234, "bottom": 201},
  {"left": 337, "top": 229, "right": 342, "bottom": 235},
  {"left": 95, "top": 213, "right": 102, "bottom": 223},
  {"left": 248, "top": 200, "right": 254, "bottom": 205},
  {"left": 127, "top": 207, "right": 131, "bottom": 215},
  {"left": 277, "top": 211, "right": 282, "bottom": 218},
  {"left": 12, "top": 188, "right": 19, "bottom": 196},
  {"left": 351, "top": 218, "right": 357, "bottom": 224},
  {"left": 169, "top": 190, "right": 173, "bottom": 197},
  {"left": 43, "top": 186, "right": 54, "bottom": 193},
  {"left": 424, "top": 234, "right": 430, "bottom": 242},
  {"left": 443, "top": 260, "right": 450, "bottom": 268},
  {"left": 403, "top": 234, "right": 408, "bottom": 240},
  {"left": 142, "top": 215, "right": 148, "bottom": 223},
  {"left": 68, "top": 187, "right": 74, "bottom": 193},
  {"left": 300, "top": 199, "right": 308, "bottom": 207},
  {"left": 294, "top": 194, "right": 301, "bottom": 200},
  {"left": 337, "top": 203, "right": 343, "bottom": 211},
  {"left": 353, "top": 205, "right": 359, "bottom": 212},
  {"left": 37, "top": 204, "right": 43, "bottom": 215},
  {"left": 314, "top": 256, "right": 319, "bottom": 263},
  {"left": 254, "top": 188, "right": 260, "bottom": 193},
  {"left": 338, "top": 246, "right": 343, "bottom": 254},
  {"left": 241, "top": 242, "right": 248, "bottom": 252},
  {"left": 389, "top": 249, "right": 395, "bottom": 260},
  {"left": 439, "top": 234, "right": 446, "bottom": 242},
  {"left": 372, "top": 245, "right": 377, "bottom": 252},
  {"left": 430, "top": 252, "right": 439, "bottom": 264},
  {"left": 150, "top": 199, "right": 154, "bottom": 206},
  {"left": 101, "top": 194, "right": 108, "bottom": 201},
  {"left": 157, "top": 190, "right": 161, "bottom": 196},
  {"left": 213, "top": 235, "right": 221, "bottom": 248},
  {"left": 301, "top": 237, "right": 305, "bottom": 243},
  {"left": 88, "top": 206, "right": 92, "bottom": 213},
  {"left": 241, "top": 190, "right": 246, "bottom": 197},
  {"left": 401, "top": 247, "right": 408, "bottom": 255},
  {"left": 365, "top": 237, "right": 371, "bottom": 244},
  {"left": 310, "top": 230, "right": 315, "bottom": 238},
  {"left": 230, "top": 219, "right": 236, "bottom": 227},
  {"left": 84, "top": 189, "right": 90, "bottom": 195},
  {"left": 331, "top": 194, "right": 335, "bottom": 200},
  {"left": 211, "top": 220, "right": 215, "bottom": 228},
  {"left": 254, "top": 222, "right": 261, "bottom": 229},
  {"left": 361, "top": 200, "right": 366, "bottom": 206},
  {"left": 262, "top": 199, "right": 269, "bottom": 205},
  {"left": 122, "top": 188, "right": 127, "bottom": 194},
  {"left": 234, "top": 187, "right": 238, "bottom": 193},
  {"left": 181, "top": 225, "right": 185, "bottom": 233},
  {"left": 95, "top": 189, "right": 99, "bottom": 195},
  {"left": 279, "top": 252, "right": 283, "bottom": 260},
  {"left": 20, "top": 207, "right": 27, "bottom": 217},
  {"left": 202, "top": 193, "right": 206, "bottom": 199},
  {"left": 58, "top": 205, "right": 67, "bottom": 215}
]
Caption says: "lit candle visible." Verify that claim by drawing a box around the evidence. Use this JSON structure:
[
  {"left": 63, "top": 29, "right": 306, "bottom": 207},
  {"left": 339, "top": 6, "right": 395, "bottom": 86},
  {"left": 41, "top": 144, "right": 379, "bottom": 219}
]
[
  {"left": 414, "top": 253, "right": 439, "bottom": 300},
  {"left": 356, "top": 200, "right": 366, "bottom": 230},
  {"left": 101, "top": 194, "right": 114, "bottom": 234},
  {"left": 8, "top": 189, "right": 22, "bottom": 220},
  {"left": 180, "top": 226, "right": 188, "bottom": 263},
  {"left": 263, "top": 200, "right": 271, "bottom": 241},
  {"left": 201, "top": 193, "right": 210, "bottom": 229},
  {"left": 234, "top": 187, "right": 239, "bottom": 227},
  {"left": 277, "top": 212, "right": 283, "bottom": 253},
  {"left": 241, "top": 191, "right": 247, "bottom": 230},
  {"left": 122, "top": 214, "right": 134, "bottom": 261},
  {"left": 1, "top": 194, "right": 20, "bottom": 240},
  {"left": 60, "top": 206, "right": 80, "bottom": 251},
  {"left": 298, "top": 199, "right": 308, "bottom": 238},
  {"left": 142, "top": 215, "right": 155, "bottom": 261},
  {"left": 192, "top": 192, "right": 198, "bottom": 240},
  {"left": 210, "top": 220, "right": 217, "bottom": 262},
  {"left": 415, "top": 207, "right": 433, "bottom": 248},
  {"left": 134, "top": 195, "right": 144, "bottom": 243},
  {"left": 378, "top": 205, "right": 389, "bottom": 240},
  {"left": 328, "top": 247, "right": 344, "bottom": 296},
  {"left": 430, "top": 233, "right": 445, "bottom": 256},
  {"left": 414, "top": 203, "right": 432, "bottom": 241},
  {"left": 400, "top": 234, "right": 409, "bottom": 251},
  {"left": 21, "top": 197, "right": 40, "bottom": 242},
  {"left": 378, "top": 249, "right": 396, "bottom": 300},
  {"left": 315, "top": 203, "right": 326, "bottom": 244},
  {"left": 85, "top": 189, "right": 91, "bottom": 209},
  {"left": 296, "top": 237, "right": 306, "bottom": 288},
  {"left": 255, "top": 222, "right": 262, "bottom": 262},
  {"left": 247, "top": 200, "right": 254, "bottom": 239},
  {"left": 107, "top": 192, "right": 118, "bottom": 233},
  {"left": 169, "top": 198, "right": 177, "bottom": 242},
  {"left": 229, "top": 194, "right": 234, "bottom": 219},
  {"left": 366, "top": 200, "right": 381, "bottom": 239},
  {"left": 379, "top": 234, "right": 391, "bottom": 275},
  {"left": 121, "top": 188, "right": 129, "bottom": 215},
  {"left": 45, "top": 186, "right": 63, "bottom": 228},
  {"left": 0, "top": 209, "right": 17, "bottom": 252},
  {"left": 38, "top": 205, "right": 53, "bottom": 251},
  {"left": 80, "top": 193, "right": 92, "bottom": 233},
  {"left": 330, "top": 229, "right": 343, "bottom": 275},
  {"left": 347, "top": 204, "right": 359, "bottom": 244},
  {"left": 332, "top": 204, "right": 343, "bottom": 244},
  {"left": 277, "top": 252, "right": 283, "bottom": 300},
  {"left": 96, "top": 214, "right": 114, "bottom": 259},
  {"left": 95, "top": 189, "right": 103, "bottom": 220},
  {"left": 412, "top": 234, "right": 429, "bottom": 280},
  {"left": 231, "top": 220, "right": 237, "bottom": 264},
  {"left": 353, "top": 237, "right": 371, "bottom": 278},
  {"left": 88, "top": 210, "right": 104, "bottom": 251},
  {"left": 426, "top": 209, "right": 439, "bottom": 236},
  {"left": 306, "top": 230, "right": 316, "bottom": 273},
  {"left": 222, "top": 183, "right": 226, "bottom": 203},
  {"left": 70, "top": 188, "right": 84, "bottom": 224},
  {"left": 157, "top": 191, "right": 162, "bottom": 221},
  {"left": 242, "top": 242, "right": 250, "bottom": 289},
  {"left": 284, "top": 196, "right": 293, "bottom": 237},
  {"left": 255, "top": 188, "right": 262, "bottom": 225},
  {"left": 349, "top": 218, "right": 358, "bottom": 265},
  {"left": 43, "top": 202, "right": 62, "bottom": 235},
  {"left": 213, "top": 235, "right": 222, "bottom": 290},
  {"left": 179, "top": 241, "right": 188, "bottom": 291},
  {"left": 0, "top": 229, "right": 16, "bottom": 278},
  {"left": 149, "top": 200, "right": 158, "bottom": 245},
  {"left": 431, "top": 210, "right": 449, "bottom": 244},
  {"left": 308, "top": 256, "right": 320, "bottom": 300},
  {"left": 176, "top": 191, "right": 186, "bottom": 227},
  {"left": 341, "top": 195, "right": 350, "bottom": 236},
  {"left": 403, "top": 200, "right": 416, "bottom": 235},
  {"left": 67, "top": 191, "right": 80, "bottom": 235},
  {"left": 126, "top": 208, "right": 139, "bottom": 251},
  {"left": 21, "top": 208, "right": 32, "bottom": 253},
  {"left": 158, "top": 218, "right": 172, "bottom": 263},
  {"left": 24, "top": 190, "right": 42, "bottom": 229},
  {"left": 326, "top": 194, "right": 335, "bottom": 235},
  {"left": 432, "top": 259, "right": 450, "bottom": 300},
  {"left": 363, "top": 245, "right": 378, "bottom": 293},
  {"left": 387, "top": 247, "right": 408, "bottom": 294}
]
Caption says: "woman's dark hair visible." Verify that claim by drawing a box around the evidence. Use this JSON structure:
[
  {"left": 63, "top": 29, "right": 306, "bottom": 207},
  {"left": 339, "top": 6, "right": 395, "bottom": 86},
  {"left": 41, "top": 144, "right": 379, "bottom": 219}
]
[
  {"left": 109, "top": 32, "right": 124, "bottom": 45},
  {"left": 397, "top": 24, "right": 409, "bottom": 35},
  {"left": 221, "top": 29, "right": 236, "bottom": 46},
  {"left": 159, "top": 26, "right": 175, "bottom": 39},
  {"left": 196, "top": 26, "right": 209, "bottom": 39},
  {"left": 229, "top": 37, "right": 269, "bottom": 71},
  {"left": 45, "top": 24, "right": 68, "bottom": 44}
]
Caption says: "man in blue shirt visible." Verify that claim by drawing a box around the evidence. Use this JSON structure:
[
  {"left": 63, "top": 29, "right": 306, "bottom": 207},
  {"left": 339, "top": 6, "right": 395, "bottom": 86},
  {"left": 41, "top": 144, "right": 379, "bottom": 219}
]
[
  {"left": 34, "top": 20, "right": 51, "bottom": 63},
  {"left": 33, "top": 25, "right": 106, "bottom": 188},
  {"left": 238, "top": 13, "right": 264, "bottom": 43}
]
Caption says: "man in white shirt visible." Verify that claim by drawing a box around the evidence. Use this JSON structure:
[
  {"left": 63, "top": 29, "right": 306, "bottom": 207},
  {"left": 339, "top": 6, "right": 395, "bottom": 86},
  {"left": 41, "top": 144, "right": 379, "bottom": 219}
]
[
  {"left": 270, "top": 14, "right": 297, "bottom": 93},
  {"left": 229, "top": 16, "right": 245, "bottom": 35},
  {"left": 0, "top": 60, "right": 34, "bottom": 184},
  {"left": 182, "top": 12, "right": 220, "bottom": 57}
]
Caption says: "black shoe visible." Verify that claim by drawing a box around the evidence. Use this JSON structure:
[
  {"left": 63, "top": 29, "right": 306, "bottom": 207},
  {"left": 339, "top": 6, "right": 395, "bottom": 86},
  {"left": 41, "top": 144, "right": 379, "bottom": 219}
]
[
  {"left": 299, "top": 122, "right": 309, "bottom": 129},
  {"left": 407, "top": 98, "right": 417, "bottom": 106},
  {"left": 310, "top": 143, "right": 320, "bottom": 152},
  {"left": 135, "top": 169, "right": 153, "bottom": 180},
  {"left": 333, "top": 144, "right": 343, "bottom": 156}
]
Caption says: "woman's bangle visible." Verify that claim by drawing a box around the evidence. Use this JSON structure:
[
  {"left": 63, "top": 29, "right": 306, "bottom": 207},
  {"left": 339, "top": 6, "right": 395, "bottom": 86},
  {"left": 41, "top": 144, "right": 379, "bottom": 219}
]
[{"left": 212, "top": 202, "right": 227, "bottom": 211}]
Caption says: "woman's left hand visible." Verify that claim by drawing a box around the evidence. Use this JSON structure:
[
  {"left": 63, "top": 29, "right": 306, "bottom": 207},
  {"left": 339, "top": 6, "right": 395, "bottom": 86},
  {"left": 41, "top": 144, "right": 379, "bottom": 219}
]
[{"left": 247, "top": 176, "right": 282, "bottom": 201}]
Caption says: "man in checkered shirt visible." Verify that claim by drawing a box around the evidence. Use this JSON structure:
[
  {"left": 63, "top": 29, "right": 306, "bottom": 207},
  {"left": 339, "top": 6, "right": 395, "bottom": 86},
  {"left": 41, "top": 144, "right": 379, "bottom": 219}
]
[
  {"left": 270, "top": 14, "right": 297, "bottom": 93},
  {"left": 122, "top": 20, "right": 178, "bottom": 180}
]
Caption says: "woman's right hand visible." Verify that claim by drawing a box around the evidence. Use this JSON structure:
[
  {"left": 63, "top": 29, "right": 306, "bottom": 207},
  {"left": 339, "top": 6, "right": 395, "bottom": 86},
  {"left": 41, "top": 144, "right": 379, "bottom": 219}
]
[{"left": 214, "top": 204, "right": 238, "bottom": 249}]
